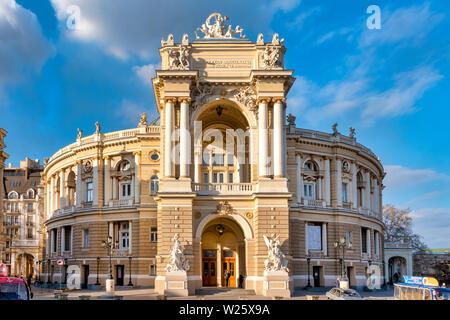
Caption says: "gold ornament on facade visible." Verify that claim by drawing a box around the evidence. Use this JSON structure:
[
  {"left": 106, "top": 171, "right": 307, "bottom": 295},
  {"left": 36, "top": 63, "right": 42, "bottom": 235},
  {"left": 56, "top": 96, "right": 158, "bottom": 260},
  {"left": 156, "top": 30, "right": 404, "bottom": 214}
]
[
  {"left": 215, "top": 201, "right": 235, "bottom": 215},
  {"left": 246, "top": 212, "right": 253, "bottom": 219}
]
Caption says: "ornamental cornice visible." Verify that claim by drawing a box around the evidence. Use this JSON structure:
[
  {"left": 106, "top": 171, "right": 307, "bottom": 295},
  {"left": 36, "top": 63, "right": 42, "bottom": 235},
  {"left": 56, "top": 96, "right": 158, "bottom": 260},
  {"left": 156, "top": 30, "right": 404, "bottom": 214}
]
[{"left": 178, "top": 97, "right": 191, "bottom": 104}]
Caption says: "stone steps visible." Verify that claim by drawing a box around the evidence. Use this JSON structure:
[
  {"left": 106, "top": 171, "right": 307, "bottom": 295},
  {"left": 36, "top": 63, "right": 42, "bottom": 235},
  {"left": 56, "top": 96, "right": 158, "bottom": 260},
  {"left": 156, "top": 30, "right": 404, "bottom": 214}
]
[{"left": 195, "top": 288, "right": 256, "bottom": 296}]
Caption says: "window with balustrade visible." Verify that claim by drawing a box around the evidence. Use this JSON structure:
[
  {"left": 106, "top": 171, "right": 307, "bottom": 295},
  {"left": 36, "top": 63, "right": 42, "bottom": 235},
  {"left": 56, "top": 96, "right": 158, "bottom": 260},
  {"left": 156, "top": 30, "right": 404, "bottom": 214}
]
[{"left": 304, "top": 184, "right": 314, "bottom": 199}]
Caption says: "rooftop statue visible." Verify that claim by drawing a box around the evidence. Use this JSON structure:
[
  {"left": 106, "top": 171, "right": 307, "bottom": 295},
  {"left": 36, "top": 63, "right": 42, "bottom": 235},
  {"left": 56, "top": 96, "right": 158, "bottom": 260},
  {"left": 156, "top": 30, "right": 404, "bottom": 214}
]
[
  {"left": 166, "top": 234, "right": 190, "bottom": 272},
  {"left": 332, "top": 122, "right": 339, "bottom": 135},
  {"left": 138, "top": 112, "right": 147, "bottom": 127},
  {"left": 95, "top": 121, "right": 101, "bottom": 134},
  {"left": 349, "top": 127, "right": 356, "bottom": 138},
  {"left": 195, "top": 13, "right": 246, "bottom": 39},
  {"left": 77, "top": 128, "right": 83, "bottom": 140}
]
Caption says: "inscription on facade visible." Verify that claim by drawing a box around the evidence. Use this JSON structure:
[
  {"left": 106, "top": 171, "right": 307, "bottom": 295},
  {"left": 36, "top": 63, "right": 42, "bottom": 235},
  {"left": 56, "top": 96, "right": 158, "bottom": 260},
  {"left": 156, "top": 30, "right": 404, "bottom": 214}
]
[{"left": 193, "top": 57, "right": 253, "bottom": 70}]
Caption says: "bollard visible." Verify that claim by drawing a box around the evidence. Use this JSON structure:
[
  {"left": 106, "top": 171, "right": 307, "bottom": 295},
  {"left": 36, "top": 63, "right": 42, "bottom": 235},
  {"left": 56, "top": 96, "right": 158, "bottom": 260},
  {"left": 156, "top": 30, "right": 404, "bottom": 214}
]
[{"left": 106, "top": 279, "right": 115, "bottom": 295}]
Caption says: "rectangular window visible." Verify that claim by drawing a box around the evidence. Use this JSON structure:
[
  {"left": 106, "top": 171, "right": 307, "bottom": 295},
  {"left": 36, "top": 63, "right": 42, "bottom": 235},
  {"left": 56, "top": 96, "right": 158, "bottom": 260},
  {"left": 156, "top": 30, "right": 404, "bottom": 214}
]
[
  {"left": 150, "top": 227, "right": 157, "bottom": 242},
  {"left": 229, "top": 173, "right": 233, "bottom": 184},
  {"left": 86, "top": 182, "right": 93, "bottom": 202},
  {"left": 52, "top": 229, "right": 57, "bottom": 253},
  {"left": 219, "top": 173, "right": 224, "bottom": 183},
  {"left": 203, "top": 173, "right": 209, "bottom": 184},
  {"left": 346, "top": 231, "right": 352, "bottom": 248},
  {"left": 342, "top": 183, "right": 348, "bottom": 203},
  {"left": 361, "top": 228, "right": 368, "bottom": 253},
  {"left": 27, "top": 228, "right": 33, "bottom": 239},
  {"left": 83, "top": 229, "right": 89, "bottom": 248},
  {"left": 307, "top": 223, "right": 322, "bottom": 251},
  {"left": 120, "top": 231, "right": 129, "bottom": 249},
  {"left": 375, "top": 232, "right": 380, "bottom": 256},
  {"left": 121, "top": 183, "right": 132, "bottom": 198},
  {"left": 213, "top": 172, "right": 218, "bottom": 183},
  {"left": 304, "top": 184, "right": 314, "bottom": 199},
  {"left": 212, "top": 154, "right": 224, "bottom": 166},
  {"left": 27, "top": 203, "right": 33, "bottom": 212},
  {"left": 227, "top": 154, "right": 234, "bottom": 166},
  {"left": 64, "top": 227, "right": 72, "bottom": 252},
  {"left": 150, "top": 265, "right": 156, "bottom": 276}
]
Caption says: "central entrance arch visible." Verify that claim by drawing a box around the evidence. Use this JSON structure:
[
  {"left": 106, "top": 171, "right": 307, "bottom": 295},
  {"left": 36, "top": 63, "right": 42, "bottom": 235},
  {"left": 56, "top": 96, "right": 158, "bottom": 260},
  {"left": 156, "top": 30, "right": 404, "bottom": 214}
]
[{"left": 200, "top": 216, "right": 247, "bottom": 288}]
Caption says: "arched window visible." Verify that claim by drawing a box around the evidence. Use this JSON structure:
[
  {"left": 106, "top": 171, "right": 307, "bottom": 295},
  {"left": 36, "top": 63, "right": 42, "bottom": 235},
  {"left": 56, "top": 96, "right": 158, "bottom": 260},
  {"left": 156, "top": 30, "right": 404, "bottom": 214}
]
[
  {"left": 357, "top": 172, "right": 364, "bottom": 207},
  {"left": 304, "top": 161, "right": 318, "bottom": 171},
  {"left": 27, "top": 189, "right": 34, "bottom": 199},
  {"left": 118, "top": 160, "right": 131, "bottom": 172},
  {"left": 116, "top": 160, "right": 133, "bottom": 199},
  {"left": 67, "top": 171, "right": 76, "bottom": 206},
  {"left": 150, "top": 176, "right": 159, "bottom": 195},
  {"left": 8, "top": 192, "right": 18, "bottom": 200}
]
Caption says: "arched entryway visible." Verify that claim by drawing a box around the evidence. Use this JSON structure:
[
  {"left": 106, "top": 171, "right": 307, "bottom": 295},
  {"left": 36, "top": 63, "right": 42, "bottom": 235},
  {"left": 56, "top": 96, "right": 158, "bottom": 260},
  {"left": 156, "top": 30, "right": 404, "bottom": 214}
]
[
  {"left": 14, "top": 253, "right": 35, "bottom": 278},
  {"left": 388, "top": 256, "right": 407, "bottom": 284},
  {"left": 200, "top": 216, "right": 247, "bottom": 288}
]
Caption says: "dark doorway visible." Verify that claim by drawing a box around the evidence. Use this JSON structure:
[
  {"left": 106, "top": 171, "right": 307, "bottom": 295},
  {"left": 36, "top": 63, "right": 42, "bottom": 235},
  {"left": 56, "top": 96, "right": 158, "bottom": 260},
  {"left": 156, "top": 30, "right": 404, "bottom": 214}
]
[
  {"left": 82, "top": 265, "right": 89, "bottom": 289},
  {"left": 313, "top": 266, "right": 321, "bottom": 287},
  {"left": 202, "top": 250, "right": 217, "bottom": 287},
  {"left": 116, "top": 265, "right": 124, "bottom": 286}
]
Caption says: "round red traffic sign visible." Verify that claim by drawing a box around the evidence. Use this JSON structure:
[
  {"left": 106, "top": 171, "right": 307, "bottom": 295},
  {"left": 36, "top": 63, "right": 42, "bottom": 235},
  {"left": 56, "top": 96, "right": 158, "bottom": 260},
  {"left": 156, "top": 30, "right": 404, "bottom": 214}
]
[
  {"left": 0, "top": 263, "right": 7, "bottom": 277},
  {"left": 56, "top": 258, "right": 65, "bottom": 266}
]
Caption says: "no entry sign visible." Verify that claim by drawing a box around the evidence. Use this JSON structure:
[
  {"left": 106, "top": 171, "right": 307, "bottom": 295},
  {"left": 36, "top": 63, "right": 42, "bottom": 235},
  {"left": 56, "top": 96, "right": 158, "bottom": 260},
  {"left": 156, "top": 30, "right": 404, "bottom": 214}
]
[{"left": 56, "top": 258, "right": 65, "bottom": 266}]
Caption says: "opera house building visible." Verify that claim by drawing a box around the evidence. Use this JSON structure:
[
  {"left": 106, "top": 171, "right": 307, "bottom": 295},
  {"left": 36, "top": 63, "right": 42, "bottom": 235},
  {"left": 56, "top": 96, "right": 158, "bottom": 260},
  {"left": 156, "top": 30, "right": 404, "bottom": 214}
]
[{"left": 41, "top": 14, "right": 385, "bottom": 297}]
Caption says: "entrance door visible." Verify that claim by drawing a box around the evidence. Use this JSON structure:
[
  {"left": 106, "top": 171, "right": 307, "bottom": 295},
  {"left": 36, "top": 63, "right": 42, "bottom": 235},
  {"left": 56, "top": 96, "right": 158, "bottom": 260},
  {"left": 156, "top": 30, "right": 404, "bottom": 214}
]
[
  {"left": 222, "top": 250, "right": 236, "bottom": 287},
  {"left": 116, "top": 265, "right": 124, "bottom": 286},
  {"left": 202, "top": 250, "right": 217, "bottom": 287},
  {"left": 82, "top": 265, "right": 89, "bottom": 289},
  {"left": 313, "top": 266, "right": 321, "bottom": 287}
]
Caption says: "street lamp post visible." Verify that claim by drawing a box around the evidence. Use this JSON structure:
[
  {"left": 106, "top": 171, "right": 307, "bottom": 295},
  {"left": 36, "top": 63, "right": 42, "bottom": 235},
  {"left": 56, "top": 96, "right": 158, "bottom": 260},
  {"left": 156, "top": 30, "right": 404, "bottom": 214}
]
[
  {"left": 38, "top": 261, "right": 41, "bottom": 283},
  {"left": 95, "top": 257, "right": 100, "bottom": 285},
  {"left": 334, "top": 236, "right": 352, "bottom": 280},
  {"left": 64, "top": 258, "right": 68, "bottom": 284},
  {"left": 305, "top": 257, "right": 312, "bottom": 289},
  {"left": 102, "top": 236, "right": 113, "bottom": 280},
  {"left": 47, "top": 259, "right": 51, "bottom": 284},
  {"left": 128, "top": 256, "right": 133, "bottom": 286}
]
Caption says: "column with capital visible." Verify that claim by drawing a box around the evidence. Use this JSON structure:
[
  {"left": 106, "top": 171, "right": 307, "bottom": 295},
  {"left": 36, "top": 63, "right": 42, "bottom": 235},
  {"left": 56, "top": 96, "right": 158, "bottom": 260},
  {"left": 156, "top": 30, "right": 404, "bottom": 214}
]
[
  {"left": 364, "top": 171, "right": 370, "bottom": 209},
  {"left": 50, "top": 175, "right": 55, "bottom": 214},
  {"left": 324, "top": 158, "right": 331, "bottom": 206},
  {"left": 180, "top": 99, "right": 190, "bottom": 178},
  {"left": 76, "top": 161, "right": 82, "bottom": 207},
  {"left": 336, "top": 158, "right": 342, "bottom": 207},
  {"left": 59, "top": 170, "right": 65, "bottom": 209},
  {"left": 134, "top": 152, "right": 140, "bottom": 203},
  {"left": 296, "top": 154, "right": 302, "bottom": 203},
  {"left": 104, "top": 156, "right": 111, "bottom": 205},
  {"left": 258, "top": 99, "right": 269, "bottom": 177},
  {"left": 46, "top": 180, "right": 51, "bottom": 218},
  {"left": 273, "top": 99, "right": 284, "bottom": 178},
  {"left": 351, "top": 162, "right": 357, "bottom": 209},
  {"left": 164, "top": 99, "right": 175, "bottom": 178},
  {"left": 92, "top": 158, "right": 99, "bottom": 206}
]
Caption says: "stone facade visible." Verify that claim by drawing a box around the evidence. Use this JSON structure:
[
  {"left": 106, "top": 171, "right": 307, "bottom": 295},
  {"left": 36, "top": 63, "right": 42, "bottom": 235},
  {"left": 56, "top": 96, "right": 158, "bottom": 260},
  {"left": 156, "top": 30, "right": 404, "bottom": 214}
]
[
  {"left": 2, "top": 158, "right": 44, "bottom": 278},
  {"left": 0, "top": 128, "right": 9, "bottom": 264},
  {"left": 40, "top": 14, "right": 385, "bottom": 295}
]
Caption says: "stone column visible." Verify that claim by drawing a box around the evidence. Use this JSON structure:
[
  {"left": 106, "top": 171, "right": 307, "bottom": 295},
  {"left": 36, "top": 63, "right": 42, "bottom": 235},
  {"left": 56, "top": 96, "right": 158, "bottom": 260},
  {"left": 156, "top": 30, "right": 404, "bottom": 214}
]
[
  {"left": 46, "top": 181, "right": 50, "bottom": 218},
  {"left": 93, "top": 158, "right": 99, "bottom": 206},
  {"left": 322, "top": 223, "right": 327, "bottom": 256},
  {"left": 273, "top": 99, "right": 284, "bottom": 178},
  {"left": 336, "top": 158, "right": 342, "bottom": 207},
  {"left": 180, "top": 99, "right": 190, "bottom": 178},
  {"left": 296, "top": 154, "right": 302, "bottom": 203},
  {"left": 164, "top": 99, "right": 175, "bottom": 178},
  {"left": 194, "top": 149, "right": 201, "bottom": 183},
  {"left": 50, "top": 176, "right": 55, "bottom": 215},
  {"left": 352, "top": 162, "right": 357, "bottom": 209},
  {"left": 134, "top": 152, "right": 140, "bottom": 204},
  {"left": 104, "top": 156, "right": 111, "bottom": 205},
  {"left": 76, "top": 162, "right": 82, "bottom": 207},
  {"left": 364, "top": 171, "right": 370, "bottom": 209},
  {"left": 59, "top": 170, "right": 64, "bottom": 209},
  {"left": 258, "top": 99, "right": 269, "bottom": 177},
  {"left": 324, "top": 158, "right": 331, "bottom": 205}
]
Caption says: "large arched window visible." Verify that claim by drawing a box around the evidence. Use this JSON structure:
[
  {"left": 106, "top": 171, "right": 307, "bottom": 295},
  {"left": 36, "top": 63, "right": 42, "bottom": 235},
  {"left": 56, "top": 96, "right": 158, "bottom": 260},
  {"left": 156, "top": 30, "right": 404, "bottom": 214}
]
[
  {"left": 67, "top": 171, "right": 76, "bottom": 206},
  {"left": 303, "top": 160, "right": 320, "bottom": 200},
  {"left": 27, "top": 189, "right": 34, "bottom": 199},
  {"left": 116, "top": 160, "right": 133, "bottom": 199},
  {"left": 8, "top": 191, "right": 19, "bottom": 200},
  {"left": 150, "top": 176, "right": 159, "bottom": 195},
  {"left": 357, "top": 172, "right": 364, "bottom": 208}
]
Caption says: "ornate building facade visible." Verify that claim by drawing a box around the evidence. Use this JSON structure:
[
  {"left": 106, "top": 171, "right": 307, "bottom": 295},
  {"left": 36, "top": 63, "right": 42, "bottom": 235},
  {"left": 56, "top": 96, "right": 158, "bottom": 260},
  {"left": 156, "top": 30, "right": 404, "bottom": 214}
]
[
  {"left": 0, "top": 128, "right": 9, "bottom": 264},
  {"left": 2, "top": 158, "right": 44, "bottom": 278},
  {"left": 41, "top": 14, "right": 385, "bottom": 295}
]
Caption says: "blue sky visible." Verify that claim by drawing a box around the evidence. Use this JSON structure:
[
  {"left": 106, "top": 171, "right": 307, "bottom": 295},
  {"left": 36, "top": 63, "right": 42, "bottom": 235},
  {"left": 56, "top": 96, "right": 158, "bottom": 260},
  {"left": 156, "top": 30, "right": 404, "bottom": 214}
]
[{"left": 1, "top": 0, "right": 449, "bottom": 248}]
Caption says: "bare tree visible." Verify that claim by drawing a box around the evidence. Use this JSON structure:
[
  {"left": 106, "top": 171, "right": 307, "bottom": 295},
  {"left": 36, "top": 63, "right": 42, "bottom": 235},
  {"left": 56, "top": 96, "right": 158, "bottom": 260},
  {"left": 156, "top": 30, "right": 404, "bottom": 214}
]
[{"left": 383, "top": 204, "right": 428, "bottom": 252}]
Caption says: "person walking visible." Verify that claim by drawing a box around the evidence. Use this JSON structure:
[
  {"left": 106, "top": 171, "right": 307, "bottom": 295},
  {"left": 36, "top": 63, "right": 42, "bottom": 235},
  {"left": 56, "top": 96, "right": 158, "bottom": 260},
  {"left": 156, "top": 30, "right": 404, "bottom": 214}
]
[{"left": 224, "top": 269, "right": 230, "bottom": 287}]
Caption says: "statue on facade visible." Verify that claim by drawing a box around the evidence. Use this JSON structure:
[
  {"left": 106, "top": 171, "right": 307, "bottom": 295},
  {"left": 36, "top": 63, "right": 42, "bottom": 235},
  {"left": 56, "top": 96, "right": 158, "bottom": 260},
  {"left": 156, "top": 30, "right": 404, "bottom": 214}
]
[
  {"left": 195, "top": 12, "right": 246, "bottom": 39},
  {"left": 264, "top": 234, "right": 289, "bottom": 272},
  {"left": 182, "top": 33, "right": 189, "bottom": 45},
  {"left": 287, "top": 113, "right": 296, "bottom": 126},
  {"left": 257, "top": 33, "right": 264, "bottom": 45},
  {"left": 233, "top": 86, "right": 257, "bottom": 115},
  {"left": 138, "top": 112, "right": 147, "bottom": 127},
  {"left": 349, "top": 127, "right": 356, "bottom": 138},
  {"left": 77, "top": 128, "right": 83, "bottom": 140},
  {"left": 168, "top": 45, "right": 190, "bottom": 70},
  {"left": 332, "top": 122, "right": 338, "bottom": 135},
  {"left": 262, "top": 45, "right": 282, "bottom": 70},
  {"left": 166, "top": 234, "right": 190, "bottom": 272},
  {"left": 192, "top": 81, "right": 214, "bottom": 111},
  {"left": 95, "top": 121, "right": 101, "bottom": 134},
  {"left": 161, "top": 33, "right": 174, "bottom": 47}
]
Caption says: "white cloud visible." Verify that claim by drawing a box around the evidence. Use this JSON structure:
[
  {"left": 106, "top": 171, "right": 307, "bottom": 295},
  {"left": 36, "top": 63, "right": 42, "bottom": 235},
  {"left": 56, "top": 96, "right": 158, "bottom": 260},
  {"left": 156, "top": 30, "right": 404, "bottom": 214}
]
[
  {"left": 50, "top": 0, "right": 289, "bottom": 60},
  {"left": 384, "top": 165, "right": 449, "bottom": 190},
  {"left": 410, "top": 208, "right": 450, "bottom": 249},
  {"left": 359, "top": 3, "right": 444, "bottom": 48},
  {"left": 133, "top": 63, "right": 158, "bottom": 86},
  {"left": 0, "top": 0, "right": 54, "bottom": 103}
]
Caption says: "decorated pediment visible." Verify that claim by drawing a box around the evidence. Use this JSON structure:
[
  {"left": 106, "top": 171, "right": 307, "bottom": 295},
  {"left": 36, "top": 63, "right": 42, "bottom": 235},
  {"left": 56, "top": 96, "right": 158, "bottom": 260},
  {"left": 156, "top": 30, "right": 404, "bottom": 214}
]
[{"left": 215, "top": 201, "right": 235, "bottom": 215}]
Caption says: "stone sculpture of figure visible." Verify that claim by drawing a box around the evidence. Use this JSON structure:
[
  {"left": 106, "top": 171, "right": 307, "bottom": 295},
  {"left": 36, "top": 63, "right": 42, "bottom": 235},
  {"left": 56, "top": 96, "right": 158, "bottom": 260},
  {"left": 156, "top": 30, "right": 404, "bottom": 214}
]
[
  {"left": 272, "top": 33, "right": 280, "bottom": 45},
  {"left": 196, "top": 12, "right": 246, "bottom": 39},
  {"left": 263, "top": 234, "right": 289, "bottom": 272},
  {"left": 166, "top": 234, "right": 190, "bottom": 272},
  {"left": 349, "top": 127, "right": 356, "bottom": 138},
  {"left": 161, "top": 33, "right": 174, "bottom": 47},
  {"left": 287, "top": 113, "right": 296, "bottom": 126},
  {"left": 95, "top": 121, "right": 101, "bottom": 134},
  {"left": 138, "top": 112, "right": 147, "bottom": 127},
  {"left": 182, "top": 33, "right": 189, "bottom": 45},
  {"left": 257, "top": 33, "right": 264, "bottom": 45},
  {"left": 77, "top": 128, "right": 83, "bottom": 140},
  {"left": 192, "top": 81, "right": 214, "bottom": 111},
  {"left": 262, "top": 46, "right": 282, "bottom": 69},
  {"left": 332, "top": 122, "right": 338, "bottom": 135},
  {"left": 168, "top": 45, "right": 190, "bottom": 70}
]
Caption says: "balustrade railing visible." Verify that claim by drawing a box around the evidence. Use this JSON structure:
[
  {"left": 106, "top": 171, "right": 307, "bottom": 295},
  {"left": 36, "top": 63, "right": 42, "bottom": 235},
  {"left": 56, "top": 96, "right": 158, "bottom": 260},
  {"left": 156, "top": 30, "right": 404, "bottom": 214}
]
[
  {"left": 193, "top": 183, "right": 254, "bottom": 194},
  {"left": 108, "top": 199, "right": 134, "bottom": 207}
]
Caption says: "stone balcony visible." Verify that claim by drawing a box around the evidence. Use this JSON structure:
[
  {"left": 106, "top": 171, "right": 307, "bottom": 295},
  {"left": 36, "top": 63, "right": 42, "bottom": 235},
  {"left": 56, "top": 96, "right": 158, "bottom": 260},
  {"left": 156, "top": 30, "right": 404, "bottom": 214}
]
[
  {"left": 302, "top": 199, "right": 326, "bottom": 208},
  {"left": 108, "top": 199, "right": 134, "bottom": 208},
  {"left": 193, "top": 183, "right": 255, "bottom": 195}
]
